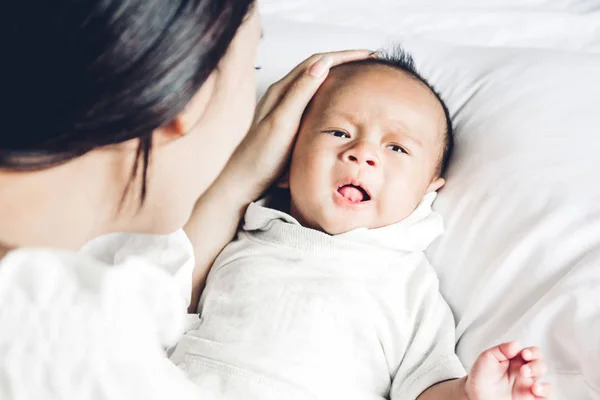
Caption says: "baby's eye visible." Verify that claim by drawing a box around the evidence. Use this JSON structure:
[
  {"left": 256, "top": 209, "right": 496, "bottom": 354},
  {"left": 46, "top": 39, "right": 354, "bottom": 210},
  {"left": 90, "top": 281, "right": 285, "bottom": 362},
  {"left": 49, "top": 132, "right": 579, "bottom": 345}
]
[
  {"left": 387, "top": 144, "right": 408, "bottom": 154},
  {"left": 326, "top": 130, "right": 350, "bottom": 139}
]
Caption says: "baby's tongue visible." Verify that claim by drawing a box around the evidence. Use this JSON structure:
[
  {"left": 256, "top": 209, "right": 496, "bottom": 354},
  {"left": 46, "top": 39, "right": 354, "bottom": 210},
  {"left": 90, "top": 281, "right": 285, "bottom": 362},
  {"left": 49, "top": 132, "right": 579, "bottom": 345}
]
[{"left": 338, "top": 186, "right": 363, "bottom": 202}]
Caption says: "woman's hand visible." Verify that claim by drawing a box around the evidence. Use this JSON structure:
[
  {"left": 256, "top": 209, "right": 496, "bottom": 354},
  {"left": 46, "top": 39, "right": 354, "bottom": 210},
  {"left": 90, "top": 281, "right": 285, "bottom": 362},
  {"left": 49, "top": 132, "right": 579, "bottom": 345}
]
[{"left": 222, "top": 49, "right": 375, "bottom": 201}]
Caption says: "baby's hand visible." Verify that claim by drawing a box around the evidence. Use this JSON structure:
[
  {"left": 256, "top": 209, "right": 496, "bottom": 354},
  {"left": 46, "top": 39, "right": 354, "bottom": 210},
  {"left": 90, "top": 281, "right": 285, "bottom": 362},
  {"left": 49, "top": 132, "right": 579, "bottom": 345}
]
[{"left": 465, "top": 341, "right": 552, "bottom": 400}]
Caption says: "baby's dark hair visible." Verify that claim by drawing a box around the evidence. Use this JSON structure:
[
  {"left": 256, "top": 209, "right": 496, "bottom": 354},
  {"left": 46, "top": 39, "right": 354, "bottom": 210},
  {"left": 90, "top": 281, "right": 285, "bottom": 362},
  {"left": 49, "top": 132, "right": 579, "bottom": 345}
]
[{"left": 339, "top": 46, "right": 454, "bottom": 177}]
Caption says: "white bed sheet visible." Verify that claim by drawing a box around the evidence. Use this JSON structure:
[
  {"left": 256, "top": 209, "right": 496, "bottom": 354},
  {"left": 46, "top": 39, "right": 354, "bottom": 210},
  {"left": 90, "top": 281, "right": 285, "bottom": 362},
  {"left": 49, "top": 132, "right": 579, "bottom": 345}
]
[{"left": 260, "top": 0, "right": 600, "bottom": 52}]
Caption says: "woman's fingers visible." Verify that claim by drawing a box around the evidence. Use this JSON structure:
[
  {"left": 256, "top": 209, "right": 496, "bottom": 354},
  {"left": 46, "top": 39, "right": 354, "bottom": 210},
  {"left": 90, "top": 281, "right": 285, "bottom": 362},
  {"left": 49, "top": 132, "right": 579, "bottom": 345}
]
[
  {"left": 266, "top": 55, "right": 333, "bottom": 128},
  {"left": 273, "top": 49, "right": 373, "bottom": 89},
  {"left": 255, "top": 49, "right": 373, "bottom": 122}
]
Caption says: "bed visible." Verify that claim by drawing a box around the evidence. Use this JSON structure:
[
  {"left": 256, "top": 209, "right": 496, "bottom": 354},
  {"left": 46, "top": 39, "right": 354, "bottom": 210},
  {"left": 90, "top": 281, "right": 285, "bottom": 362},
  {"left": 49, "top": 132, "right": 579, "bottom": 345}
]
[{"left": 256, "top": 1, "right": 600, "bottom": 399}]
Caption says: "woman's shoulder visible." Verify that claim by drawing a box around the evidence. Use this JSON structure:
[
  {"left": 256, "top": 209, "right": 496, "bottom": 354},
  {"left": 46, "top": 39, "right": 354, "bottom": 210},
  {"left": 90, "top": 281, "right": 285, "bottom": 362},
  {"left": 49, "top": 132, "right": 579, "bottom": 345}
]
[
  {"left": 0, "top": 247, "right": 188, "bottom": 346},
  {"left": 82, "top": 230, "right": 196, "bottom": 307},
  {"left": 0, "top": 247, "right": 198, "bottom": 400}
]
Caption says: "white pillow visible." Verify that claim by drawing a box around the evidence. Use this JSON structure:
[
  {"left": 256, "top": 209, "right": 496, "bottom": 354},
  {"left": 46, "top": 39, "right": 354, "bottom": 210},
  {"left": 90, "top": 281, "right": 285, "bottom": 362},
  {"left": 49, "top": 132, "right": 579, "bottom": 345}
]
[
  {"left": 259, "top": 1, "right": 600, "bottom": 53},
  {"left": 257, "top": 17, "right": 600, "bottom": 399}
]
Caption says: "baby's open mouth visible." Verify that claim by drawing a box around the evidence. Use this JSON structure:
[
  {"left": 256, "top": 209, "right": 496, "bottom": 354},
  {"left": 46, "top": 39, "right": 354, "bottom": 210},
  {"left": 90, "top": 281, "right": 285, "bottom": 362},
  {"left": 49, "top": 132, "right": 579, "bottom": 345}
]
[{"left": 337, "top": 184, "right": 371, "bottom": 203}]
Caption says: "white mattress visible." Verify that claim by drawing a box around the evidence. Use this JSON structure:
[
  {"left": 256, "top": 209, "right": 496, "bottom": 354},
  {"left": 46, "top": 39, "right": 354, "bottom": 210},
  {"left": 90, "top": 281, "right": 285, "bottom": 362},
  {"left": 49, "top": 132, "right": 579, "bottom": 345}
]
[{"left": 260, "top": 0, "right": 600, "bottom": 52}]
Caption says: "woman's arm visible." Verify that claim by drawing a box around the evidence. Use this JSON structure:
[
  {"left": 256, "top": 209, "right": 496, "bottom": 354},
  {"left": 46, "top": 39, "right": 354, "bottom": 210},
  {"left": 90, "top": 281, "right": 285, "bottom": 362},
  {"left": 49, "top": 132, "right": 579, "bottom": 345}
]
[
  {"left": 184, "top": 50, "right": 374, "bottom": 312},
  {"left": 184, "top": 166, "right": 254, "bottom": 312}
]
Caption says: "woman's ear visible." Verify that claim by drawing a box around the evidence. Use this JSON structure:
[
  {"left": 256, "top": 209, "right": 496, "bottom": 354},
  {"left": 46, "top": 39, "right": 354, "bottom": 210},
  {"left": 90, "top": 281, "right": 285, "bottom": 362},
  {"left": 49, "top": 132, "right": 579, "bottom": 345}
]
[
  {"left": 427, "top": 177, "right": 445, "bottom": 193},
  {"left": 153, "top": 73, "right": 217, "bottom": 143},
  {"left": 152, "top": 117, "right": 186, "bottom": 144}
]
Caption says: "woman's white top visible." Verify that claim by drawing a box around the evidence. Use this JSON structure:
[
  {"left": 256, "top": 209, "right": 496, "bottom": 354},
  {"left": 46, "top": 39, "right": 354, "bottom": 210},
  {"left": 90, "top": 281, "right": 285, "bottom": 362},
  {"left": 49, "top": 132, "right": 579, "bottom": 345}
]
[{"left": 0, "top": 230, "right": 201, "bottom": 400}]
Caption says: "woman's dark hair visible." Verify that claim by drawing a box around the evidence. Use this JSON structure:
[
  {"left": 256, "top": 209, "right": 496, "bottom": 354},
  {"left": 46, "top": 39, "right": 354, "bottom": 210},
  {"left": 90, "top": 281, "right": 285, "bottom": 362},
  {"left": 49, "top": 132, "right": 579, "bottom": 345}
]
[{"left": 1, "top": 0, "right": 255, "bottom": 200}]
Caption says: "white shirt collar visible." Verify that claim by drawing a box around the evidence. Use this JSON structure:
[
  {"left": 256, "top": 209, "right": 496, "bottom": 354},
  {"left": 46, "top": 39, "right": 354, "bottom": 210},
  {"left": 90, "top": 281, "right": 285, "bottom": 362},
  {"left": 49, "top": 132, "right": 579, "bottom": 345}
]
[{"left": 243, "top": 192, "right": 443, "bottom": 255}]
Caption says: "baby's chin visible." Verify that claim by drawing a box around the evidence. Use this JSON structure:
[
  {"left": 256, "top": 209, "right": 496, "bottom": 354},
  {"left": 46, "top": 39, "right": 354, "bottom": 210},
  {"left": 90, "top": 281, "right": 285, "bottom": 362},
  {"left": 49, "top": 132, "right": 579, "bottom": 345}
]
[
  {"left": 319, "top": 220, "right": 374, "bottom": 236},
  {"left": 319, "top": 212, "right": 412, "bottom": 235}
]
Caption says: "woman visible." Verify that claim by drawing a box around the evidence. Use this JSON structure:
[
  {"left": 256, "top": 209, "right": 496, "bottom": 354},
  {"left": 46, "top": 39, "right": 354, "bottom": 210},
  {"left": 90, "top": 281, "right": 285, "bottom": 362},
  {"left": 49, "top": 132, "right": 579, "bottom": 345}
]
[{"left": 0, "top": 1, "right": 370, "bottom": 398}]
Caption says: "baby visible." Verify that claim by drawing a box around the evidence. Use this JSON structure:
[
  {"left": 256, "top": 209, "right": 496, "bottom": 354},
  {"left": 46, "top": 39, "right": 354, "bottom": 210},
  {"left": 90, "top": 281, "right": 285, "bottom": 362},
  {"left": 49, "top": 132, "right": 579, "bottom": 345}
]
[{"left": 171, "top": 49, "right": 551, "bottom": 400}]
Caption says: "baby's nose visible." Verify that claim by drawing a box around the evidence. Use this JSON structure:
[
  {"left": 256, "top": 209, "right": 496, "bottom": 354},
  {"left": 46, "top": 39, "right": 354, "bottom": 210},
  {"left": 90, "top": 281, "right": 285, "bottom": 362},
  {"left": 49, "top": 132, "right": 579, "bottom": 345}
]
[{"left": 344, "top": 144, "right": 379, "bottom": 167}]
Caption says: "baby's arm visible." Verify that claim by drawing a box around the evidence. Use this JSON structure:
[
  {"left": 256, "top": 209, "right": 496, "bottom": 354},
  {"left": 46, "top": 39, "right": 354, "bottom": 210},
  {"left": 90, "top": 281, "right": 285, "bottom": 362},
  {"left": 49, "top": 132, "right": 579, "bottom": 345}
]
[
  {"left": 416, "top": 377, "right": 467, "bottom": 400},
  {"left": 388, "top": 266, "right": 466, "bottom": 399},
  {"left": 387, "top": 258, "right": 552, "bottom": 400},
  {"left": 418, "top": 342, "right": 552, "bottom": 400}
]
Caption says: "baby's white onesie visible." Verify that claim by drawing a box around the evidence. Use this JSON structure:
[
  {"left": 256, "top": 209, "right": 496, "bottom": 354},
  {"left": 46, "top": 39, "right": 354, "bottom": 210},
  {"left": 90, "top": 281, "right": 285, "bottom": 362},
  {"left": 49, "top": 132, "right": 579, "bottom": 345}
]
[{"left": 170, "top": 193, "right": 465, "bottom": 400}]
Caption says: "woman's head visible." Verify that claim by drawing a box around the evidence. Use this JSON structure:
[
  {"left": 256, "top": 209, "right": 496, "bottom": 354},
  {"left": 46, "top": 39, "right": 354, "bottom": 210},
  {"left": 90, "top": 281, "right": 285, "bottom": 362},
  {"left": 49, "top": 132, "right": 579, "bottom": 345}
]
[{"left": 0, "top": 1, "right": 260, "bottom": 244}]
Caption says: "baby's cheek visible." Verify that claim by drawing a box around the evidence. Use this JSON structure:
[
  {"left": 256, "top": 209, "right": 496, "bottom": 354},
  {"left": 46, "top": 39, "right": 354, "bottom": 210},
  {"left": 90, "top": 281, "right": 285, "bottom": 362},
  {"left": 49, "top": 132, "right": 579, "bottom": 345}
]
[
  {"left": 379, "top": 202, "right": 410, "bottom": 227},
  {"left": 381, "top": 183, "right": 420, "bottom": 224}
]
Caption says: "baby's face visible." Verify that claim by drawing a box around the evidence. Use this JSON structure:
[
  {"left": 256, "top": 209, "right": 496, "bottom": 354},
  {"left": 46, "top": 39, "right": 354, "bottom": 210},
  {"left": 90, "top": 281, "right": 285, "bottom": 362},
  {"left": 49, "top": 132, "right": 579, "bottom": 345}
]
[{"left": 288, "top": 64, "right": 446, "bottom": 234}]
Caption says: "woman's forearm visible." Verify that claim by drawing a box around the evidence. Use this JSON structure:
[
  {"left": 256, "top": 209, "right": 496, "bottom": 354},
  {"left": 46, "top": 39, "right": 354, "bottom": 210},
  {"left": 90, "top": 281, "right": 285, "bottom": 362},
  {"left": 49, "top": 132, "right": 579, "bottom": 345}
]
[{"left": 184, "top": 170, "right": 256, "bottom": 313}]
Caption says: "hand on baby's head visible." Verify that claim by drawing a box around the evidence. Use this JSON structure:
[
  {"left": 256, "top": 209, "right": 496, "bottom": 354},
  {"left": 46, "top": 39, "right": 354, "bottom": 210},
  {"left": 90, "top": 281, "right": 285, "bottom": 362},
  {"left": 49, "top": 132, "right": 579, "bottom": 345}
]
[{"left": 285, "top": 48, "right": 452, "bottom": 235}]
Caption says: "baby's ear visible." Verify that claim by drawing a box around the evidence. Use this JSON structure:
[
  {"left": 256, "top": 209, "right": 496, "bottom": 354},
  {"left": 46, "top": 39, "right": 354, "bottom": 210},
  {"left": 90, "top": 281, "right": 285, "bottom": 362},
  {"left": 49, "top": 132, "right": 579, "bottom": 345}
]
[{"left": 427, "top": 177, "right": 445, "bottom": 193}]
